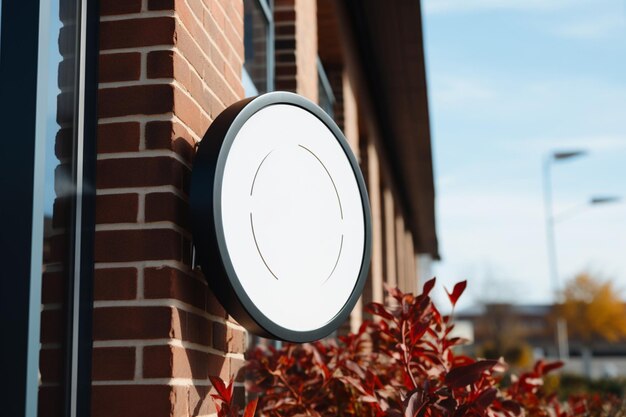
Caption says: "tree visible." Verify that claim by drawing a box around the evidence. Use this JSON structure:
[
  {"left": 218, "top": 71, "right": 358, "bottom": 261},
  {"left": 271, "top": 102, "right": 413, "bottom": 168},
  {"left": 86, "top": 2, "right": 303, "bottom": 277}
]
[{"left": 559, "top": 273, "right": 626, "bottom": 344}]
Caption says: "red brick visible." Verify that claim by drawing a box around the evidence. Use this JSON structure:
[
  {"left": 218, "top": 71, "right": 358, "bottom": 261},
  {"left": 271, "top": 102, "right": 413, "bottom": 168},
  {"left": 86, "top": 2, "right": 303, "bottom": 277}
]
[
  {"left": 145, "top": 192, "right": 189, "bottom": 228},
  {"left": 206, "top": 287, "right": 227, "bottom": 318},
  {"left": 93, "top": 306, "right": 183, "bottom": 340},
  {"left": 98, "top": 84, "right": 174, "bottom": 118},
  {"left": 145, "top": 120, "right": 195, "bottom": 163},
  {"left": 92, "top": 385, "right": 184, "bottom": 417},
  {"left": 96, "top": 193, "right": 138, "bottom": 224},
  {"left": 227, "top": 327, "right": 247, "bottom": 354},
  {"left": 274, "top": 10, "right": 296, "bottom": 21},
  {"left": 99, "top": 53, "right": 141, "bottom": 83},
  {"left": 58, "top": 26, "right": 75, "bottom": 57},
  {"left": 54, "top": 127, "right": 72, "bottom": 159},
  {"left": 173, "top": 85, "right": 211, "bottom": 137},
  {"left": 100, "top": 0, "right": 142, "bottom": 15},
  {"left": 92, "top": 347, "right": 136, "bottom": 380},
  {"left": 148, "top": 0, "right": 174, "bottom": 10},
  {"left": 184, "top": 312, "right": 212, "bottom": 346},
  {"left": 188, "top": 385, "right": 217, "bottom": 416},
  {"left": 39, "top": 348, "right": 63, "bottom": 383},
  {"left": 96, "top": 156, "right": 189, "bottom": 190},
  {"left": 230, "top": 357, "right": 246, "bottom": 382},
  {"left": 43, "top": 232, "right": 68, "bottom": 264},
  {"left": 39, "top": 386, "right": 63, "bottom": 417},
  {"left": 275, "top": 51, "right": 296, "bottom": 63},
  {"left": 40, "top": 309, "right": 65, "bottom": 344},
  {"left": 274, "top": 0, "right": 295, "bottom": 6},
  {"left": 276, "top": 63, "right": 297, "bottom": 76},
  {"left": 94, "top": 267, "right": 137, "bottom": 300},
  {"left": 275, "top": 38, "right": 296, "bottom": 50},
  {"left": 50, "top": 196, "right": 71, "bottom": 229},
  {"left": 212, "top": 321, "right": 227, "bottom": 352},
  {"left": 144, "top": 345, "right": 226, "bottom": 379},
  {"left": 95, "top": 229, "right": 186, "bottom": 263},
  {"left": 276, "top": 79, "right": 297, "bottom": 90},
  {"left": 144, "top": 266, "right": 206, "bottom": 310},
  {"left": 97, "top": 122, "right": 140, "bottom": 153},
  {"left": 99, "top": 17, "right": 175, "bottom": 50},
  {"left": 42, "top": 271, "right": 65, "bottom": 304},
  {"left": 146, "top": 50, "right": 174, "bottom": 79}
]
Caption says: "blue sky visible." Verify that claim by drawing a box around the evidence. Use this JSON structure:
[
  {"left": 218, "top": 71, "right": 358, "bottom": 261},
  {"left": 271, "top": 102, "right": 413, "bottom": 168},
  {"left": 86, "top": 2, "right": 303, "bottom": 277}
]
[{"left": 422, "top": 0, "right": 626, "bottom": 308}]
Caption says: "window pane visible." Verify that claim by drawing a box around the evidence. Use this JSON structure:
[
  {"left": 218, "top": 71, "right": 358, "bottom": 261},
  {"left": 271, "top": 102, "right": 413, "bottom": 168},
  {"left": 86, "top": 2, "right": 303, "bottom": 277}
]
[
  {"left": 318, "top": 81, "right": 334, "bottom": 117},
  {"left": 39, "top": 0, "right": 78, "bottom": 415},
  {"left": 244, "top": 0, "right": 268, "bottom": 94},
  {"left": 317, "top": 59, "right": 335, "bottom": 117}
]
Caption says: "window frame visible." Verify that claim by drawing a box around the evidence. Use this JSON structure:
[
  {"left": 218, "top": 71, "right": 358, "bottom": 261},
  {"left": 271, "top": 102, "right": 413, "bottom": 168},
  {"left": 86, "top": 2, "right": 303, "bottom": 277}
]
[
  {"left": 243, "top": 0, "right": 274, "bottom": 95},
  {"left": 317, "top": 57, "right": 336, "bottom": 117},
  {"left": 0, "top": 0, "right": 98, "bottom": 415}
]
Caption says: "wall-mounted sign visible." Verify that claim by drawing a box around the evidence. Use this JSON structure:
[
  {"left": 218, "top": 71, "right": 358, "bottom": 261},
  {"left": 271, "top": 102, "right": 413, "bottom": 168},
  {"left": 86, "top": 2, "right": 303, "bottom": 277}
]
[{"left": 190, "top": 92, "right": 371, "bottom": 342}]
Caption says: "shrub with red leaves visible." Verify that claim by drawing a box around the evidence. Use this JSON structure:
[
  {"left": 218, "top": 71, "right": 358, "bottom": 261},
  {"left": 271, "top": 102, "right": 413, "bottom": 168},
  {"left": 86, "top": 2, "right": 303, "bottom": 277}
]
[{"left": 210, "top": 279, "right": 626, "bottom": 417}]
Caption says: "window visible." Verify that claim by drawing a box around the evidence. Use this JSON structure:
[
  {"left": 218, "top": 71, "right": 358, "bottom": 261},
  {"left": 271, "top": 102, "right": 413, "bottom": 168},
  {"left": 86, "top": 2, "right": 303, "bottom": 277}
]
[
  {"left": 0, "top": 0, "right": 98, "bottom": 416},
  {"left": 243, "top": 0, "right": 274, "bottom": 96},
  {"left": 317, "top": 57, "right": 335, "bottom": 117}
]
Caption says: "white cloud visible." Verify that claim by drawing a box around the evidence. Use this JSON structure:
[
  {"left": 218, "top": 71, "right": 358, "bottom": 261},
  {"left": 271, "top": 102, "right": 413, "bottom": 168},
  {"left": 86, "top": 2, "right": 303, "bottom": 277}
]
[
  {"left": 512, "top": 135, "right": 626, "bottom": 154},
  {"left": 422, "top": 0, "right": 575, "bottom": 15},
  {"left": 431, "top": 76, "right": 497, "bottom": 108},
  {"left": 552, "top": 14, "right": 626, "bottom": 39}
]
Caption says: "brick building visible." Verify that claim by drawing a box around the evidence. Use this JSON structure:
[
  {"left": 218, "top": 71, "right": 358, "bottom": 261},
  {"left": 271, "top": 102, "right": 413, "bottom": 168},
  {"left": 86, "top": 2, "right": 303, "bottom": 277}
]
[{"left": 1, "top": 0, "right": 438, "bottom": 416}]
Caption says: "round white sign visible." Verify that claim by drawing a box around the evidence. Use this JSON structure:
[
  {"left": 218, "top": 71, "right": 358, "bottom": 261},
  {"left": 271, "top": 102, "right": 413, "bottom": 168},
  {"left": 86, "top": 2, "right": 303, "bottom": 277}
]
[{"left": 190, "top": 92, "right": 371, "bottom": 342}]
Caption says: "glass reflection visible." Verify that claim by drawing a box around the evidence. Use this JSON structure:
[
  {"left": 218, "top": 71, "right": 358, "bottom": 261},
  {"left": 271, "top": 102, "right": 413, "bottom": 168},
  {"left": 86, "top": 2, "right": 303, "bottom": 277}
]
[
  {"left": 244, "top": 0, "right": 269, "bottom": 94},
  {"left": 39, "top": 0, "right": 77, "bottom": 415}
]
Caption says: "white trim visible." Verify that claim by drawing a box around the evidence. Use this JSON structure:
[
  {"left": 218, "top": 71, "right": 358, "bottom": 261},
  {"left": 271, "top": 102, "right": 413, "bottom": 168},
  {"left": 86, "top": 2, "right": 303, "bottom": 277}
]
[
  {"left": 99, "top": 45, "right": 175, "bottom": 55},
  {"left": 95, "top": 222, "right": 191, "bottom": 238},
  {"left": 98, "top": 77, "right": 174, "bottom": 88},
  {"left": 100, "top": 10, "right": 175, "bottom": 21}
]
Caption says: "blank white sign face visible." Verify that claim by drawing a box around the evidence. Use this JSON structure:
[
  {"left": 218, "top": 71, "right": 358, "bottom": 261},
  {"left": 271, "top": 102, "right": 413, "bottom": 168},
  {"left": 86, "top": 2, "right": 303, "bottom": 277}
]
[{"left": 219, "top": 104, "right": 366, "bottom": 332}]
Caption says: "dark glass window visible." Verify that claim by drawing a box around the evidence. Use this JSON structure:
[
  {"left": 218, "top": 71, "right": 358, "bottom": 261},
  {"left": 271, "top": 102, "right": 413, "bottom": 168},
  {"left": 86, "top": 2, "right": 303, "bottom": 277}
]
[
  {"left": 0, "top": 0, "right": 96, "bottom": 415},
  {"left": 243, "top": 0, "right": 273, "bottom": 96},
  {"left": 317, "top": 58, "right": 335, "bottom": 117},
  {"left": 39, "top": 0, "right": 78, "bottom": 415}
]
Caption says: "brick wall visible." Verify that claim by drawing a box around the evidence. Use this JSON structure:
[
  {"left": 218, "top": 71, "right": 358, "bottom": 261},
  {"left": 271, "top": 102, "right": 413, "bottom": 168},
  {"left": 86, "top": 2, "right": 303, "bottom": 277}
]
[
  {"left": 93, "top": 1, "right": 246, "bottom": 416},
  {"left": 274, "top": 0, "right": 318, "bottom": 101}
]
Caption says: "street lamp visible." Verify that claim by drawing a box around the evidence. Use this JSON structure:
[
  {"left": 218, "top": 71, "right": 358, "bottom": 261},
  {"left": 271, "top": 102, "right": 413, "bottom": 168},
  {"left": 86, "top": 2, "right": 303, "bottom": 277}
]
[
  {"left": 590, "top": 196, "right": 621, "bottom": 205},
  {"left": 553, "top": 196, "right": 622, "bottom": 223},
  {"left": 543, "top": 149, "right": 588, "bottom": 298},
  {"left": 543, "top": 149, "right": 620, "bottom": 360}
]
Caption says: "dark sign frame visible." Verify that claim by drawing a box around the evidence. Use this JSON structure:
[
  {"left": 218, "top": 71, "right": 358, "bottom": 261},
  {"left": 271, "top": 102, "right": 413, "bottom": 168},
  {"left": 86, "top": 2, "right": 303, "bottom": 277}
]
[{"left": 190, "top": 92, "right": 372, "bottom": 342}]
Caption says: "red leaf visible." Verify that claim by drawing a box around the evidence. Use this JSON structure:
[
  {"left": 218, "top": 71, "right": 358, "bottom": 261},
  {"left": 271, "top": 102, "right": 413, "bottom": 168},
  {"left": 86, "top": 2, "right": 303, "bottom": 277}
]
[
  {"left": 500, "top": 400, "right": 522, "bottom": 416},
  {"left": 360, "top": 395, "right": 378, "bottom": 403},
  {"left": 422, "top": 277, "right": 436, "bottom": 296},
  {"left": 345, "top": 360, "right": 366, "bottom": 379},
  {"left": 243, "top": 397, "right": 258, "bottom": 417},
  {"left": 445, "top": 360, "right": 498, "bottom": 388},
  {"left": 366, "top": 302, "right": 394, "bottom": 320},
  {"left": 445, "top": 281, "right": 467, "bottom": 307},
  {"left": 404, "top": 391, "right": 421, "bottom": 417},
  {"left": 475, "top": 388, "right": 497, "bottom": 410},
  {"left": 209, "top": 375, "right": 232, "bottom": 403},
  {"left": 540, "top": 360, "right": 564, "bottom": 376}
]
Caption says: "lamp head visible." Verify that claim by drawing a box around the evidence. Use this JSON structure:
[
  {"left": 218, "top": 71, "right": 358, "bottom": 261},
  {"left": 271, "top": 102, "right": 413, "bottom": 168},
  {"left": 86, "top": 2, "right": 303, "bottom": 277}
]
[
  {"left": 590, "top": 196, "right": 621, "bottom": 205},
  {"left": 552, "top": 150, "right": 588, "bottom": 161}
]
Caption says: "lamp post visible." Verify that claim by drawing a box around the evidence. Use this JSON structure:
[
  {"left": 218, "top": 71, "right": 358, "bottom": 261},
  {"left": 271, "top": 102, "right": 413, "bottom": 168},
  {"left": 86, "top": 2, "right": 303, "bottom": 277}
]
[
  {"left": 543, "top": 150, "right": 587, "bottom": 300},
  {"left": 543, "top": 149, "right": 620, "bottom": 361}
]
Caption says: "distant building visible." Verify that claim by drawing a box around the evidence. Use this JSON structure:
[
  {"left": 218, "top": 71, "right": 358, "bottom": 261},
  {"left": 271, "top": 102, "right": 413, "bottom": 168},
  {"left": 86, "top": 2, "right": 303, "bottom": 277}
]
[{"left": 458, "top": 303, "right": 626, "bottom": 378}]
